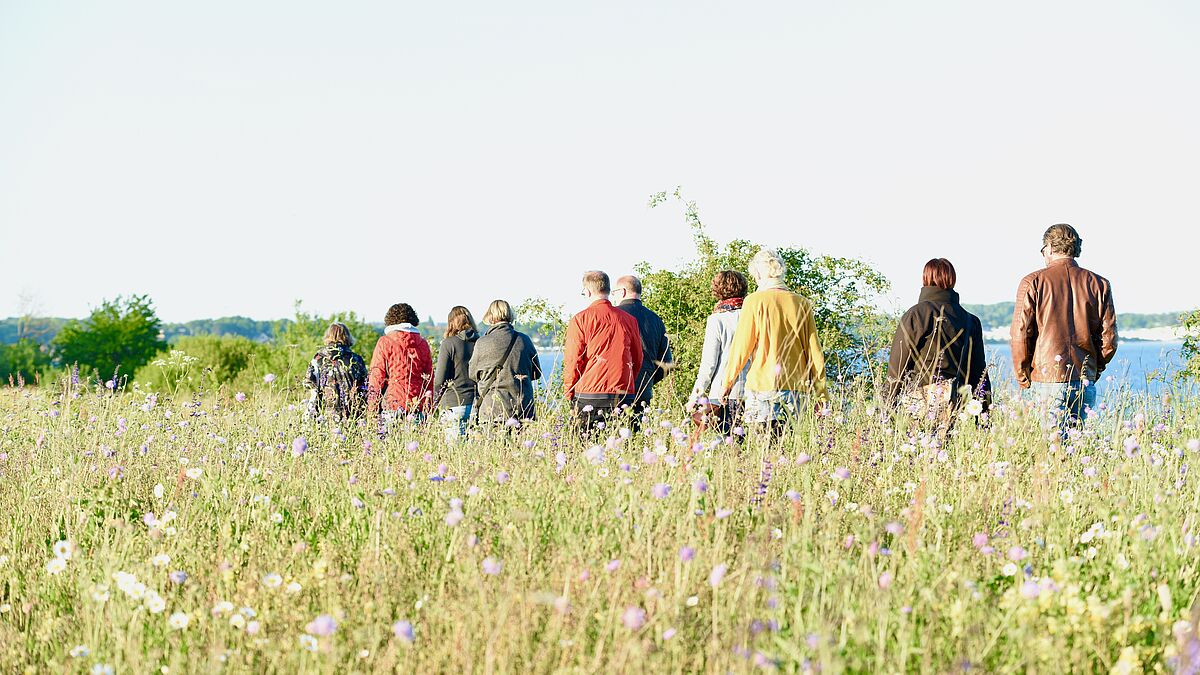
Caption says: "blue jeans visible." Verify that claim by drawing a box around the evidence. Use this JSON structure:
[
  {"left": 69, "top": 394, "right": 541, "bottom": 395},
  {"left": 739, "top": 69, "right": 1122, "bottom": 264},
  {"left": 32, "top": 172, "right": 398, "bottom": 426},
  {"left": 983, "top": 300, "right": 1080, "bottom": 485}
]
[
  {"left": 1025, "top": 381, "right": 1096, "bottom": 427},
  {"left": 440, "top": 405, "right": 472, "bottom": 441}
]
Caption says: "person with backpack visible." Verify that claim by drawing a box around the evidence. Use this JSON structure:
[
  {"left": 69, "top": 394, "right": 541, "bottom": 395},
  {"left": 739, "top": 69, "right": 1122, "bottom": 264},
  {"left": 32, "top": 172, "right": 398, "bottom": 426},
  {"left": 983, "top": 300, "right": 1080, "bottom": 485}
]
[
  {"left": 433, "top": 306, "right": 480, "bottom": 440},
  {"left": 303, "top": 322, "right": 369, "bottom": 423},
  {"left": 469, "top": 299, "right": 542, "bottom": 425}
]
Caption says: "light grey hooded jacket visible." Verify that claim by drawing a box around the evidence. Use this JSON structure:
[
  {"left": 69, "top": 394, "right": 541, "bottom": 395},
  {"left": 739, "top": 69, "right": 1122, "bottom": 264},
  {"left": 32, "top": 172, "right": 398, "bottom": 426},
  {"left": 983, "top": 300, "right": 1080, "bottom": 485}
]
[{"left": 689, "top": 309, "right": 749, "bottom": 405}]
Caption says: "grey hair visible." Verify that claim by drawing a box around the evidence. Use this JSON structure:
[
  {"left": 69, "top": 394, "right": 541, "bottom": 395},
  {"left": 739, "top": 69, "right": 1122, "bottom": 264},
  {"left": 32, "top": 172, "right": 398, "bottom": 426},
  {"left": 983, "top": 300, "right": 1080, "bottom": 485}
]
[{"left": 748, "top": 248, "right": 786, "bottom": 281}]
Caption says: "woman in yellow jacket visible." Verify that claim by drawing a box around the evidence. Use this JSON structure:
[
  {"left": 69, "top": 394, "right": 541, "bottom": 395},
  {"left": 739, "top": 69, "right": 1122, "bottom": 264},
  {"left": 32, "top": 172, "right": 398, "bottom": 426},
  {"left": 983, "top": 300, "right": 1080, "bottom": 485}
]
[{"left": 719, "top": 248, "right": 827, "bottom": 439}]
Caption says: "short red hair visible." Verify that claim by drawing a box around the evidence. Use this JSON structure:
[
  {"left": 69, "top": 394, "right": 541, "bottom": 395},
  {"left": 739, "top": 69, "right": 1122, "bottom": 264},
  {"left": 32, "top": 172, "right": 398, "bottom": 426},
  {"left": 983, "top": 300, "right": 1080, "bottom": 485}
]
[{"left": 922, "top": 258, "right": 956, "bottom": 289}]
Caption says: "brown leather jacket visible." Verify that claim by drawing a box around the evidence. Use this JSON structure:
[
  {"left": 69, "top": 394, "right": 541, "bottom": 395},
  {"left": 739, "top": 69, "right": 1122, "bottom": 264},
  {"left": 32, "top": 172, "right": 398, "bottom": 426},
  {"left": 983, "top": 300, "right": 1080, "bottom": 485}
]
[{"left": 1010, "top": 258, "right": 1117, "bottom": 387}]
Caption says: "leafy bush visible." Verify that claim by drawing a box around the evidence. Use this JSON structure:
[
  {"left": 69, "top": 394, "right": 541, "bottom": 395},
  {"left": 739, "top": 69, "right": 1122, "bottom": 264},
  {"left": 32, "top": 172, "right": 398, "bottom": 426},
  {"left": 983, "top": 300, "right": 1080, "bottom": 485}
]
[
  {"left": 0, "top": 338, "right": 53, "bottom": 385},
  {"left": 638, "top": 189, "right": 892, "bottom": 400},
  {"left": 52, "top": 295, "right": 167, "bottom": 382},
  {"left": 1182, "top": 309, "right": 1200, "bottom": 380},
  {"left": 134, "top": 335, "right": 272, "bottom": 395}
]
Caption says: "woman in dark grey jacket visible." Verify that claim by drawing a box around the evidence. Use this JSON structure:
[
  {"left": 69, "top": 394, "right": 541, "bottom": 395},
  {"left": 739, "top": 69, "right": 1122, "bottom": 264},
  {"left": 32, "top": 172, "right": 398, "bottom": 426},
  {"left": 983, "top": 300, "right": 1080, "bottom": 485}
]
[
  {"left": 886, "top": 258, "right": 991, "bottom": 413},
  {"left": 434, "top": 306, "right": 479, "bottom": 440},
  {"left": 469, "top": 299, "right": 542, "bottom": 424}
]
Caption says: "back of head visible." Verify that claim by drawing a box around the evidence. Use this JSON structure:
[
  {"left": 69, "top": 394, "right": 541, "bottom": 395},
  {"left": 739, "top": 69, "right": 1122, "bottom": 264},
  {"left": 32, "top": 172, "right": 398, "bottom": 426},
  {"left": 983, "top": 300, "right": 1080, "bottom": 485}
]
[
  {"left": 615, "top": 275, "right": 642, "bottom": 296},
  {"left": 712, "top": 270, "right": 749, "bottom": 300},
  {"left": 483, "top": 299, "right": 515, "bottom": 325},
  {"left": 922, "top": 258, "right": 957, "bottom": 290},
  {"left": 1043, "top": 223, "right": 1082, "bottom": 258},
  {"left": 748, "top": 248, "right": 786, "bottom": 283},
  {"left": 385, "top": 303, "right": 419, "bottom": 327},
  {"left": 324, "top": 322, "right": 354, "bottom": 347},
  {"left": 583, "top": 270, "right": 611, "bottom": 295},
  {"left": 445, "top": 306, "right": 477, "bottom": 338}
]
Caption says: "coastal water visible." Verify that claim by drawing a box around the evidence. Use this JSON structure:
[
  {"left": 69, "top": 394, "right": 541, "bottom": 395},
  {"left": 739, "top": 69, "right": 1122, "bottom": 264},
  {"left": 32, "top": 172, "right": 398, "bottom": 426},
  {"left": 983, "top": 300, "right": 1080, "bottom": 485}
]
[{"left": 534, "top": 341, "right": 1189, "bottom": 396}]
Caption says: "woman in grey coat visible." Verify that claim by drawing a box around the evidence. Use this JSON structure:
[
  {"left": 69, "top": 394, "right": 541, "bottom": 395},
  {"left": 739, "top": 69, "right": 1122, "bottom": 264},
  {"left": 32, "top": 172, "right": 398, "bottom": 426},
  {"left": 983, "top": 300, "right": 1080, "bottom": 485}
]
[
  {"left": 688, "top": 270, "right": 750, "bottom": 438},
  {"left": 469, "top": 299, "right": 542, "bottom": 424}
]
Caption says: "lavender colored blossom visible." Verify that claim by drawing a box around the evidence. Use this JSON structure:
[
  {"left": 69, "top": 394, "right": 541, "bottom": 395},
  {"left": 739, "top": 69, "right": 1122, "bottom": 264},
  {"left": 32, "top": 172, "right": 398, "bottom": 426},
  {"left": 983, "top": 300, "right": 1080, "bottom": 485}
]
[
  {"left": 292, "top": 437, "right": 307, "bottom": 457},
  {"left": 679, "top": 546, "right": 696, "bottom": 562},
  {"left": 652, "top": 483, "right": 670, "bottom": 499},
  {"left": 393, "top": 620, "right": 415, "bottom": 642},
  {"left": 482, "top": 557, "right": 502, "bottom": 575},
  {"left": 709, "top": 563, "right": 728, "bottom": 588},
  {"left": 305, "top": 614, "right": 337, "bottom": 636},
  {"left": 622, "top": 606, "right": 646, "bottom": 631}
]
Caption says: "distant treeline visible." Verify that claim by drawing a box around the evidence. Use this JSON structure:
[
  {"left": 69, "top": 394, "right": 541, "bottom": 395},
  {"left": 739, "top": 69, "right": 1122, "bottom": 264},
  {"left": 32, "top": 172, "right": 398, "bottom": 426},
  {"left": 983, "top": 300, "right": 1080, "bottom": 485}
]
[
  {"left": 0, "top": 315, "right": 556, "bottom": 348},
  {"left": 961, "top": 303, "right": 1182, "bottom": 332}
]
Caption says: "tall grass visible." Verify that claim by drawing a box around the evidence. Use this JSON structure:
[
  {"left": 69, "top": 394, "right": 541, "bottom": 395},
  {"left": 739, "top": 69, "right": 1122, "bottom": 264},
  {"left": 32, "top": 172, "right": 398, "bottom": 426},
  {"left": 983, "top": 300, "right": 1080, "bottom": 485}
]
[{"left": 0, "top": 373, "right": 1197, "bottom": 673}]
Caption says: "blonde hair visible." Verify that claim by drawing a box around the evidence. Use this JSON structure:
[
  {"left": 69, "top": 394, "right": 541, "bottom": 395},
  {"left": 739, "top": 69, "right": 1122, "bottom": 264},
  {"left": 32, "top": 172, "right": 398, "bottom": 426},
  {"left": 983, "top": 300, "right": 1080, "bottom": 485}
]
[
  {"left": 323, "top": 322, "right": 354, "bottom": 346},
  {"left": 482, "top": 299, "right": 515, "bottom": 325},
  {"left": 582, "top": 270, "right": 610, "bottom": 294},
  {"left": 748, "top": 248, "right": 786, "bottom": 281}
]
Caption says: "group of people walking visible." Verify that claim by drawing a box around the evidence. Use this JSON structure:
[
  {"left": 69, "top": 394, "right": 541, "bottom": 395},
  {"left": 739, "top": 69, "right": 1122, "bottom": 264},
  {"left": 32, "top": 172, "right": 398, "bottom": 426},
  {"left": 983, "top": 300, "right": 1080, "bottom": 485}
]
[{"left": 304, "top": 223, "right": 1118, "bottom": 439}]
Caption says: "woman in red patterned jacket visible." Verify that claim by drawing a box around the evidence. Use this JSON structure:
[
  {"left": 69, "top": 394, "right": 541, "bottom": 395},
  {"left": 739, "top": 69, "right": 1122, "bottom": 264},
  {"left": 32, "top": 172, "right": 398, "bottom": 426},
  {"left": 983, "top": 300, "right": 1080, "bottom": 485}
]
[{"left": 367, "top": 303, "right": 434, "bottom": 422}]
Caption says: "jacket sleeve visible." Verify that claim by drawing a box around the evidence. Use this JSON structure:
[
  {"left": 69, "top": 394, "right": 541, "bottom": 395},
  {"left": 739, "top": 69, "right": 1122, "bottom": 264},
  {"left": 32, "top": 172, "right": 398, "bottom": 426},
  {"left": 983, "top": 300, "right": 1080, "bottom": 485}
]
[
  {"left": 528, "top": 338, "right": 543, "bottom": 382},
  {"left": 367, "top": 342, "right": 387, "bottom": 412},
  {"left": 691, "top": 315, "right": 722, "bottom": 404},
  {"left": 885, "top": 311, "right": 916, "bottom": 403},
  {"left": 1010, "top": 276, "right": 1038, "bottom": 389},
  {"left": 432, "top": 339, "right": 452, "bottom": 394},
  {"left": 654, "top": 326, "right": 673, "bottom": 384},
  {"left": 1097, "top": 281, "right": 1118, "bottom": 372},
  {"left": 627, "top": 316, "right": 644, "bottom": 390},
  {"left": 967, "top": 316, "right": 987, "bottom": 395},
  {"left": 417, "top": 340, "right": 435, "bottom": 412},
  {"left": 720, "top": 301, "right": 758, "bottom": 396},
  {"left": 304, "top": 356, "right": 319, "bottom": 390},
  {"left": 562, "top": 317, "right": 584, "bottom": 400},
  {"left": 804, "top": 303, "right": 828, "bottom": 402}
]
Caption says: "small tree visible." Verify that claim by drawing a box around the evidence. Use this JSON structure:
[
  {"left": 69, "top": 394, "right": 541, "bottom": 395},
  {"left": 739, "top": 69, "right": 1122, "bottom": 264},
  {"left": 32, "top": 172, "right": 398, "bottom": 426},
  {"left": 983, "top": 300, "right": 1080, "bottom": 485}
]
[
  {"left": 1181, "top": 309, "right": 1200, "bottom": 380},
  {"left": 53, "top": 295, "right": 167, "bottom": 382},
  {"left": 640, "top": 188, "right": 892, "bottom": 400},
  {"left": 0, "top": 339, "right": 52, "bottom": 385}
]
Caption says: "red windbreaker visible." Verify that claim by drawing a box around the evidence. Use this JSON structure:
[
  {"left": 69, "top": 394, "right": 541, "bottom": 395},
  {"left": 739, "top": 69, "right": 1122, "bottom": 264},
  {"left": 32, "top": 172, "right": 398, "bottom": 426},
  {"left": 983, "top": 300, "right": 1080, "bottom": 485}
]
[
  {"left": 367, "top": 328, "right": 434, "bottom": 413},
  {"left": 562, "top": 299, "right": 643, "bottom": 399}
]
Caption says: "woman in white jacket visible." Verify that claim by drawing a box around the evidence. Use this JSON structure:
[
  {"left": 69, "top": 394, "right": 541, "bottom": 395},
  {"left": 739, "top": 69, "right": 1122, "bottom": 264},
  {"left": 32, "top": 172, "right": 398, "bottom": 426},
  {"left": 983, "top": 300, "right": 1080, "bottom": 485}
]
[{"left": 688, "top": 270, "right": 750, "bottom": 439}]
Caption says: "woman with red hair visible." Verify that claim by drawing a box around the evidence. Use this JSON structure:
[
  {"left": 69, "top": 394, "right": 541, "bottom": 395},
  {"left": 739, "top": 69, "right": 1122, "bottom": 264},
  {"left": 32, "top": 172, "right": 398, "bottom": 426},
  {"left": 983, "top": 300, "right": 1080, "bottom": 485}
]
[{"left": 885, "top": 258, "right": 990, "bottom": 413}]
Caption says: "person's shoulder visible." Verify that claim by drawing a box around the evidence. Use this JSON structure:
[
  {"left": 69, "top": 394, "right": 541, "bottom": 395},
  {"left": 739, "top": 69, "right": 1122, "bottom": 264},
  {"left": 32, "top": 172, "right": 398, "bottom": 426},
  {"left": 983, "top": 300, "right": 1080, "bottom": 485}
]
[
  {"left": 1077, "top": 264, "right": 1112, "bottom": 287},
  {"left": 1019, "top": 268, "right": 1043, "bottom": 286}
]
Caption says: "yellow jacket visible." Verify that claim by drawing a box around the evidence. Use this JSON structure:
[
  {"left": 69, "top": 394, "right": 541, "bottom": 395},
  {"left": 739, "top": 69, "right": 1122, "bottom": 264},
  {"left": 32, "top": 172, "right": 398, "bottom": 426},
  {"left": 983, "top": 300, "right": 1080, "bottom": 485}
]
[{"left": 720, "top": 288, "right": 827, "bottom": 400}]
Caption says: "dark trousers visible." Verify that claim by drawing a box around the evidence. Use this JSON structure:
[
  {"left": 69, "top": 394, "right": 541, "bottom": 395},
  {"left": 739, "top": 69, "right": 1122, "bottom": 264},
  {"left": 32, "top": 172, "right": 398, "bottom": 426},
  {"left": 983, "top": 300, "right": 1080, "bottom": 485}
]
[
  {"left": 620, "top": 396, "right": 652, "bottom": 433},
  {"left": 573, "top": 396, "right": 621, "bottom": 437}
]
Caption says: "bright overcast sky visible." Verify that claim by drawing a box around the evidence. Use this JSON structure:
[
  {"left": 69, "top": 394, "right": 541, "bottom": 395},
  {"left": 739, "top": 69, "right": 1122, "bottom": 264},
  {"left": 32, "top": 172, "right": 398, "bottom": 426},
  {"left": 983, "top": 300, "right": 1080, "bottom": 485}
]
[{"left": 2, "top": 1, "right": 1197, "bottom": 323}]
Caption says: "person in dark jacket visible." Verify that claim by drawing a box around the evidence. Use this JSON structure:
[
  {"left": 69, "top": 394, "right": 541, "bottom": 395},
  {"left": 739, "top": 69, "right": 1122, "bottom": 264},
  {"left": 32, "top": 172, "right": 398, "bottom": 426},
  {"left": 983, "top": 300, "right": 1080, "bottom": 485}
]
[
  {"left": 886, "top": 258, "right": 990, "bottom": 415},
  {"left": 614, "top": 274, "right": 673, "bottom": 428},
  {"left": 469, "top": 299, "right": 542, "bottom": 426},
  {"left": 433, "top": 306, "right": 479, "bottom": 441},
  {"left": 304, "top": 322, "right": 369, "bottom": 423}
]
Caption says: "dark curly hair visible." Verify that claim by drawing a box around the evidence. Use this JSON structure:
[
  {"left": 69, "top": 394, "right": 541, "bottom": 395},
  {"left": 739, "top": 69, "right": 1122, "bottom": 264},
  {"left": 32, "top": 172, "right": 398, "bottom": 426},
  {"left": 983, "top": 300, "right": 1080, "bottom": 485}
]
[
  {"left": 384, "top": 303, "right": 419, "bottom": 327},
  {"left": 711, "top": 270, "right": 749, "bottom": 301}
]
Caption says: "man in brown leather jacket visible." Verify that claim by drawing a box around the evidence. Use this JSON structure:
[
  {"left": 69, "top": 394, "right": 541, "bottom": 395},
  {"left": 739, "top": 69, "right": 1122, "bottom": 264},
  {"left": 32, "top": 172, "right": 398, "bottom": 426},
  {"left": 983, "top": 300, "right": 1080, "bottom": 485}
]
[{"left": 1010, "top": 224, "right": 1118, "bottom": 427}]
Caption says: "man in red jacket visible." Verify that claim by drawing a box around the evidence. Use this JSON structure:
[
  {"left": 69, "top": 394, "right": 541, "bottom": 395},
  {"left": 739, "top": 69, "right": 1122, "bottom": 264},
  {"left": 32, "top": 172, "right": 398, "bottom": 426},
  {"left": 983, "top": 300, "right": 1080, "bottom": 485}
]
[
  {"left": 563, "top": 270, "right": 643, "bottom": 435},
  {"left": 368, "top": 303, "right": 434, "bottom": 425}
]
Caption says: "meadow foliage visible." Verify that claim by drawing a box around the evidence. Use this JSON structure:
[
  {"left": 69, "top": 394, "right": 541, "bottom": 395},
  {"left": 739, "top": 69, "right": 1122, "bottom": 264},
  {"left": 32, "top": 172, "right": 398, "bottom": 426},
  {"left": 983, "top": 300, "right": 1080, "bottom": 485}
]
[{"left": 1, "top": 371, "right": 1198, "bottom": 673}]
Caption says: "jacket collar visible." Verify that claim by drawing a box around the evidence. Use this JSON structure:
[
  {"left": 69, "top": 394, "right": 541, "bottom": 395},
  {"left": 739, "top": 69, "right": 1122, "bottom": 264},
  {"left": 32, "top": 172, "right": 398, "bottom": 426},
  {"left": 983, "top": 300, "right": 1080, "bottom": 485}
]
[
  {"left": 918, "top": 286, "right": 960, "bottom": 305},
  {"left": 1047, "top": 257, "right": 1079, "bottom": 269},
  {"left": 588, "top": 298, "right": 613, "bottom": 309},
  {"left": 384, "top": 323, "right": 420, "bottom": 335},
  {"left": 757, "top": 277, "right": 788, "bottom": 291},
  {"left": 618, "top": 298, "right": 642, "bottom": 308},
  {"left": 485, "top": 322, "right": 513, "bottom": 335}
]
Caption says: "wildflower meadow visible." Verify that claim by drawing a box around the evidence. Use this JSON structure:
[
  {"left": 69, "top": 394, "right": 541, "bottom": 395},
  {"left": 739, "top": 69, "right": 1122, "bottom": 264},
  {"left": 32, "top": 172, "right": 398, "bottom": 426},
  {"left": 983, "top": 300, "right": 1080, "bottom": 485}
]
[{"left": 1, "top": 371, "right": 1198, "bottom": 673}]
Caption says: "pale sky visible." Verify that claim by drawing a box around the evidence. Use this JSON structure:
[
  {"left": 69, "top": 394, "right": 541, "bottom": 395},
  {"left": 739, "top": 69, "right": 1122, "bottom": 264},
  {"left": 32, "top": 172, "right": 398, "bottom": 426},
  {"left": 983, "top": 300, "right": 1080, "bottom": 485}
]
[{"left": 2, "top": 0, "right": 1197, "bottom": 324}]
